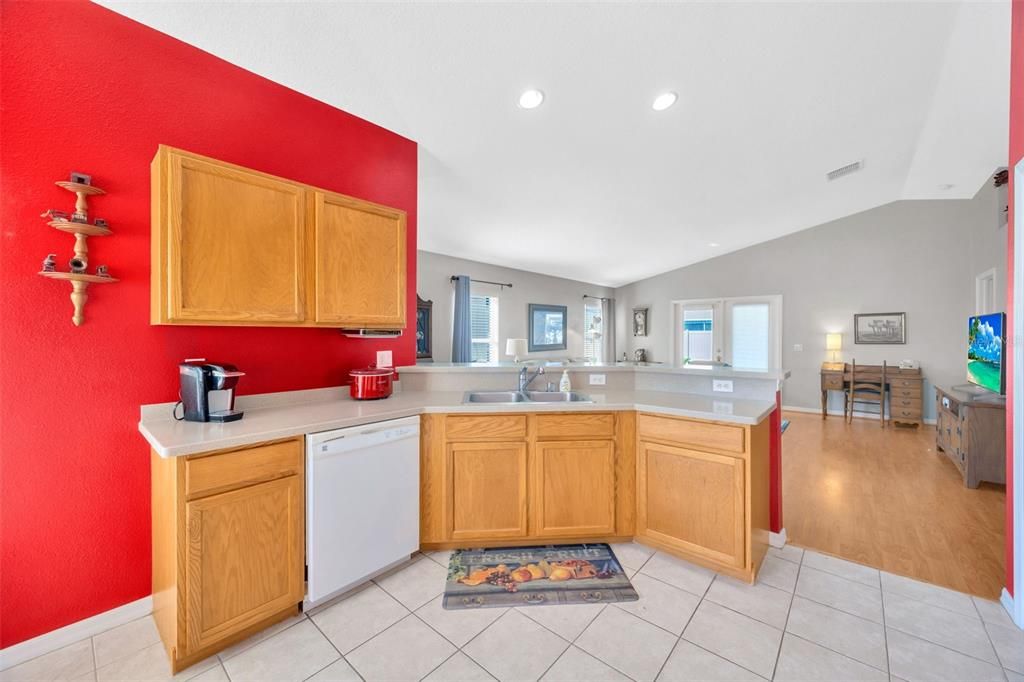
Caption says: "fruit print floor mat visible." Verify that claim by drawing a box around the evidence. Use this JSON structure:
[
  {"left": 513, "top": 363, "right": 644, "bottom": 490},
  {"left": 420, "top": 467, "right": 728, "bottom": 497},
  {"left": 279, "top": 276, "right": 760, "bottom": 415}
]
[{"left": 442, "top": 544, "right": 639, "bottom": 609}]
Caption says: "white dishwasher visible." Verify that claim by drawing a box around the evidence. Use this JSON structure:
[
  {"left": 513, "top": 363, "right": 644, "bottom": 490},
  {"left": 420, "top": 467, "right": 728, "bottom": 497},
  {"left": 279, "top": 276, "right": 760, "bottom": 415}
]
[{"left": 305, "top": 415, "right": 420, "bottom": 607}]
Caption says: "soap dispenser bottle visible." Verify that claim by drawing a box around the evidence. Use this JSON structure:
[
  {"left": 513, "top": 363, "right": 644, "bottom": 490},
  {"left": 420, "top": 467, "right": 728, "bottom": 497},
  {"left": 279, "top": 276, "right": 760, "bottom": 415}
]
[{"left": 559, "top": 369, "right": 571, "bottom": 392}]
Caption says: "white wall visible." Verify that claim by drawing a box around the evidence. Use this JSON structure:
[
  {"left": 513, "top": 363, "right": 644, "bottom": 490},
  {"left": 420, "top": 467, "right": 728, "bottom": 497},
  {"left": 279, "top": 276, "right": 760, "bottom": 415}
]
[
  {"left": 614, "top": 182, "right": 1003, "bottom": 420},
  {"left": 417, "top": 251, "right": 613, "bottom": 362}
]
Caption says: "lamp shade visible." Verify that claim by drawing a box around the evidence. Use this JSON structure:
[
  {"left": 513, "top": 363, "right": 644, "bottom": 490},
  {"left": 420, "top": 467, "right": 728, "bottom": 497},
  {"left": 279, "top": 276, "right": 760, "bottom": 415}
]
[
  {"left": 826, "top": 333, "right": 842, "bottom": 351},
  {"left": 506, "top": 338, "right": 528, "bottom": 361}
]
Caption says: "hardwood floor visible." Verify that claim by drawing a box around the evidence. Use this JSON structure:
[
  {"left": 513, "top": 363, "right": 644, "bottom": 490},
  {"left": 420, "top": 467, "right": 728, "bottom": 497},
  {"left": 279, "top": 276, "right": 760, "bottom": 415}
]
[{"left": 782, "top": 410, "right": 1006, "bottom": 599}]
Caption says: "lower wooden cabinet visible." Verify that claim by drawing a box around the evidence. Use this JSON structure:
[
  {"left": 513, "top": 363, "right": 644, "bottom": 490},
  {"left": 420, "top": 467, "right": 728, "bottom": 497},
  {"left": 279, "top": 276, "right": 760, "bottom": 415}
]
[
  {"left": 152, "top": 438, "right": 304, "bottom": 672},
  {"left": 531, "top": 439, "right": 616, "bottom": 538},
  {"left": 447, "top": 441, "right": 528, "bottom": 540}
]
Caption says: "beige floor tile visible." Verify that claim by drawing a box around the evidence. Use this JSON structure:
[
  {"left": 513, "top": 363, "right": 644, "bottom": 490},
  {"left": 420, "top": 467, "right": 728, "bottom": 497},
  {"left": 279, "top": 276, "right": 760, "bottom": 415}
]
[
  {"left": 879, "top": 572, "right": 977, "bottom": 619},
  {"left": 415, "top": 595, "right": 506, "bottom": 648},
  {"left": 704, "top": 575, "right": 792, "bottom": 629},
  {"left": 609, "top": 542, "right": 656, "bottom": 572},
  {"left": 310, "top": 583, "right": 408, "bottom": 653},
  {"left": 92, "top": 617, "right": 161, "bottom": 669},
  {"left": 757, "top": 555, "right": 799, "bottom": 592},
  {"left": 802, "top": 551, "right": 880, "bottom": 588},
  {"left": 614, "top": 572, "right": 700, "bottom": 635},
  {"left": 883, "top": 592, "right": 997, "bottom": 664},
  {"left": 682, "top": 600, "right": 782, "bottom": 680},
  {"left": 886, "top": 628, "right": 1004, "bottom": 682},
  {"left": 985, "top": 621, "right": 1024, "bottom": 673},
  {"left": 463, "top": 610, "right": 569, "bottom": 682},
  {"left": 374, "top": 556, "right": 449, "bottom": 611},
  {"left": 575, "top": 605, "right": 677, "bottom": 682},
  {"left": 973, "top": 596, "right": 1016, "bottom": 629},
  {"left": 94, "top": 642, "right": 217, "bottom": 681},
  {"left": 786, "top": 596, "right": 887, "bottom": 672},
  {"left": 0, "top": 639, "right": 94, "bottom": 682},
  {"left": 1005, "top": 669, "right": 1024, "bottom": 682},
  {"left": 346, "top": 615, "right": 456, "bottom": 682},
  {"left": 216, "top": 612, "right": 306, "bottom": 662},
  {"left": 795, "top": 566, "right": 883, "bottom": 623},
  {"left": 656, "top": 640, "right": 764, "bottom": 681},
  {"left": 518, "top": 603, "right": 605, "bottom": 642},
  {"left": 541, "top": 646, "right": 630, "bottom": 681},
  {"left": 774, "top": 633, "right": 887, "bottom": 681},
  {"left": 185, "top": 664, "right": 227, "bottom": 682},
  {"left": 424, "top": 652, "right": 494, "bottom": 681},
  {"left": 426, "top": 550, "right": 453, "bottom": 568},
  {"left": 71, "top": 672, "right": 96, "bottom": 682},
  {"left": 768, "top": 545, "right": 804, "bottom": 565},
  {"left": 221, "top": 619, "right": 338, "bottom": 682},
  {"left": 305, "top": 657, "right": 361, "bottom": 682},
  {"left": 640, "top": 552, "right": 715, "bottom": 597}
]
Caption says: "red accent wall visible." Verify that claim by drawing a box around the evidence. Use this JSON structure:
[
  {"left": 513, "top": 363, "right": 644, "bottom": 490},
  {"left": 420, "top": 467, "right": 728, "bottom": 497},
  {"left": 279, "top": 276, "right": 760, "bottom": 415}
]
[
  {"left": 1006, "top": 0, "right": 1023, "bottom": 599},
  {"left": 0, "top": 0, "right": 417, "bottom": 647}
]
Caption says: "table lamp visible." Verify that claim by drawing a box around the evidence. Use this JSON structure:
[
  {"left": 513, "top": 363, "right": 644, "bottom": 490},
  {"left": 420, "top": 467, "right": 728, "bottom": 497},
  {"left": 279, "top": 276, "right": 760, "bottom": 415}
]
[
  {"left": 506, "top": 338, "right": 528, "bottom": 363},
  {"left": 826, "top": 333, "right": 842, "bottom": 361}
]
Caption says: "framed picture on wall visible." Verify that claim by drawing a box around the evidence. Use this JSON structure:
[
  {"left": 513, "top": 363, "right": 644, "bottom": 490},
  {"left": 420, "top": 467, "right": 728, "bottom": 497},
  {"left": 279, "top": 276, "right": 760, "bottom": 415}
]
[
  {"left": 528, "top": 303, "right": 567, "bottom": 351},
  {"left": 416, "top": 295, "right": 433, "bottom": 359},
  {"left": 633, "top": 307, "right": 649, "bottom": 337},
  {"left": 854, "top": 312, "right": 906, "bottom": 344}
]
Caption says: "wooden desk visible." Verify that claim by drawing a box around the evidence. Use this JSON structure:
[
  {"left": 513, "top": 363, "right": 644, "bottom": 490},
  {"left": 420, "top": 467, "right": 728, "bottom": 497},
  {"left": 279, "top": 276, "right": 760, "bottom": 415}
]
[{"left": 820, "top": 362, "right": 924, "bottom": 426}]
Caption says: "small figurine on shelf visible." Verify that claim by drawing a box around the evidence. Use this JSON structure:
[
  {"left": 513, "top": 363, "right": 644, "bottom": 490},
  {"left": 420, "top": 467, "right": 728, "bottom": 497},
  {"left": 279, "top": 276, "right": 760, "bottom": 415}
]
[
  {"left": 93, "top": 218, "right": 108, "bottom": 228},
  {"left": 70, "top": 211, "right": 88, "bottom": 224},
  {"left": 69, "top": 257, "right": 87, "bottom": 274},
  {"left": 69, "top": 172, "right": 92, "bottom": 186},
  {"left": 40, "top": 209, "right": 70, "bottom": 222},
  {"left": 42, "top": 254, "right": 57, "bottom": 272},
  {"left": 95, "top": 265, "right": 110, "bottom": 278}
]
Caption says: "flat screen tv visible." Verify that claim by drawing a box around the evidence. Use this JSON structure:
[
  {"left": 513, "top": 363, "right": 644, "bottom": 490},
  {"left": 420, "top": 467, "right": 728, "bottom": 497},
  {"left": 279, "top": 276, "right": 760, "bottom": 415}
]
[{"left": 967, "top": 312, "right": 1006, "bottom": 394}]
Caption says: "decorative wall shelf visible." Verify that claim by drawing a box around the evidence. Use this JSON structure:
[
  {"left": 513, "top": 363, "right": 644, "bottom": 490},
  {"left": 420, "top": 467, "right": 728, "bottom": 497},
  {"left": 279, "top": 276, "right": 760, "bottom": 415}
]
[{"left": 39, "top": 175, "right": 117, "bottom": 326}]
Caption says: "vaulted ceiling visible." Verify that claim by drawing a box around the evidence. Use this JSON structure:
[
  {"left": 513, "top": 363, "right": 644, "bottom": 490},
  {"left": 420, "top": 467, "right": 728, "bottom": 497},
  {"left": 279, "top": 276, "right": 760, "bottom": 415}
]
[{"left": 98, "top": 1, "right": 1010, "bottom": 287}]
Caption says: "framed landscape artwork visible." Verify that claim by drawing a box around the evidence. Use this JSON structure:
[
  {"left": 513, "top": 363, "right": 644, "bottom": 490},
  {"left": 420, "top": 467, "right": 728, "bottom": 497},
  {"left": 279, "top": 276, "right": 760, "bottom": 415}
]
[{"left": 854, "top": 312, "right": 906, "bottom": 344}]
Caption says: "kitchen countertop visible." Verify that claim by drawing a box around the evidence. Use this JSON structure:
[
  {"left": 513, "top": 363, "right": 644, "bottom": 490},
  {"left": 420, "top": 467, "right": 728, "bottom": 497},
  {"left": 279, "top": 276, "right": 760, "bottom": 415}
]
[
  {"left": 400, "top": 361, "right": 791, "bottom": 381},
  {"left": 140, "top": 388, "right": 777, "bottom": 458}
]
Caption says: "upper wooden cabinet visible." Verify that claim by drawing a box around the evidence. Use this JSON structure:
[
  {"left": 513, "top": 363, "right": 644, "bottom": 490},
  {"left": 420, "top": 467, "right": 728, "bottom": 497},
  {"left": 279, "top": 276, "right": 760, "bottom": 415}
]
[
  {"left": 313, "top": 191, "right": 406, "bottom": 328},
  {"left": 151, "top": 146, "right": 407, "bottom": 328}
]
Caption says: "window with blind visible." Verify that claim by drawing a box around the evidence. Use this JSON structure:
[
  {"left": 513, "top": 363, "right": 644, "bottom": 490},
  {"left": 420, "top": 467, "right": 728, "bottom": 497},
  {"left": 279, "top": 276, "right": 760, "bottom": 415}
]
[
  {"left": 583, "top": 300, "right": 602, "bottom": 361},
  {"left": 672, "top": 296, "right": 781, "bottom": 369},
  {"left": 470, "top": 295, "right": 499, "bottom": 362}
]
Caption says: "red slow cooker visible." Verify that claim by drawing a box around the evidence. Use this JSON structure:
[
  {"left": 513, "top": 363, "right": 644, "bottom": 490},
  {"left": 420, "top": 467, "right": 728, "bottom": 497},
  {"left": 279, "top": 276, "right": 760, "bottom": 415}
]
[{"left": 349, "top": 366, "right": 396, "bottom": 400}]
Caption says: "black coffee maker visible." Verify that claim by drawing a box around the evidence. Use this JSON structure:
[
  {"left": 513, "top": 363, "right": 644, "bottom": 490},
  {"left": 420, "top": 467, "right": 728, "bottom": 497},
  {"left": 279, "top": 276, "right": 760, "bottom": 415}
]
[{"left": 178, "top": 359, "right": 245, "bottom": 422}]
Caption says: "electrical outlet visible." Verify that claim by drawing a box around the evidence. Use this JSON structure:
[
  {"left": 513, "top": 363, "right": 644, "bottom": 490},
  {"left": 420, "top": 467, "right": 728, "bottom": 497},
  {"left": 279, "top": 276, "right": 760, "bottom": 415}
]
[
  {"left": 376, "top": 350, "right": 393, "bottom": 368},
  {"left": 713, "top": 400, "right": 734, "bottom": 415},
  {"left": 712, "top": 379, "right": 734, "bottom": 393},
  {"left": 793, "top": 344, "right": 803, "bottom": 352},
  {"left": 589, "top": 373, "right": 607, "bottom": 386}
]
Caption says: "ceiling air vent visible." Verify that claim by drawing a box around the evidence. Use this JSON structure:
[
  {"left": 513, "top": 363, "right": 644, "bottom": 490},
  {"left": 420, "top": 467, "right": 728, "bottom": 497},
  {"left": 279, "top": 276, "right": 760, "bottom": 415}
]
[{"left": 826, "top": 160, "right": 863, "bottom": 181}]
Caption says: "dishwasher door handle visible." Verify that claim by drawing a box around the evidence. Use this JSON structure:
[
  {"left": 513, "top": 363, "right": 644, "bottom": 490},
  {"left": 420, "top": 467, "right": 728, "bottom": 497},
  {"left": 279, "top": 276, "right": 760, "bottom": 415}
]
[{"left": 313, "top": 427, "right": 419, "bottom": 457}]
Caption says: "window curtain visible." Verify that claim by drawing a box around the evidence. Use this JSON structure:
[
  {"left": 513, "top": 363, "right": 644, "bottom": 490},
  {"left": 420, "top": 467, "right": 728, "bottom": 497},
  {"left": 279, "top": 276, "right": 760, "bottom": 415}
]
[
  {"left": 451, "top": 275, "right": 472, "bottom": 362},
  {"left": 601, "top": 298, "right": 616, "bottom": 363}
]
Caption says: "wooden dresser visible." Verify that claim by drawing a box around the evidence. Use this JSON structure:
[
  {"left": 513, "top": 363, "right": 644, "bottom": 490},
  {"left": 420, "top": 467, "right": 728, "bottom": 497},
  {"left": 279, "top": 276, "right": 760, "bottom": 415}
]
[{"left": 935, "top": 386, "right": 1006, "bottom": 488}]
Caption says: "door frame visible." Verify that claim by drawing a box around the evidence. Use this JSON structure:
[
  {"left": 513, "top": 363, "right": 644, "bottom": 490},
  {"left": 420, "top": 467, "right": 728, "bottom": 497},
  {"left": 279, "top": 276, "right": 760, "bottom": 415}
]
[
  {"left": 1007, "top": 160, "right": 1023, "bottom": 628},
  {"left": 670, "top": 295, "right": 783, "bottom": 369}
]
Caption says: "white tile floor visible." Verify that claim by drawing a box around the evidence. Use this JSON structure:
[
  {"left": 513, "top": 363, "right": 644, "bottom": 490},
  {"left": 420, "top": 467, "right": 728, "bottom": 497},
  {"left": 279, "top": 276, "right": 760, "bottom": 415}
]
[{"left": 4, "top": 545, "right": 1022, "bottom": 682}]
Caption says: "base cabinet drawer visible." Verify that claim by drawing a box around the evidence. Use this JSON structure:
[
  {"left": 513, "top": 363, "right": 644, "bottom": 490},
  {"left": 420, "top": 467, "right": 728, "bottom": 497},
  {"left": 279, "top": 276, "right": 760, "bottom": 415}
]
[
  {"left": 636, "top": 440, "right": 745, "bottom": 569},
  {"left": 638, "top": 413, "right": 745, "bottom": 454}
]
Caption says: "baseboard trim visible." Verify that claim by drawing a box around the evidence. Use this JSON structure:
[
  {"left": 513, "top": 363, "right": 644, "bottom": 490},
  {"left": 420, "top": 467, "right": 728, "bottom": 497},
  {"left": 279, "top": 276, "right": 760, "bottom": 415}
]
[
  {"left": 1001, "top": 588, "right": 1022, "bottom": 629},
  {"left": 769, "top": 529, "right": 787, "bottom": 548},
  {"left": 0, "top": 596, "right": 153, "bottom": 671},
  {"left": 782, "top": 404, "right": 936, "bottom": 425}
]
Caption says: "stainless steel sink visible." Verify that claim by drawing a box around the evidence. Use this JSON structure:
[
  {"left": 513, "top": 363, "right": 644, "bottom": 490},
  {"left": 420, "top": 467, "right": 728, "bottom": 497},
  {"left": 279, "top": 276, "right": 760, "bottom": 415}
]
[
  {"left": 524, "top": 390, "right": 593, "bottom": 403},
  {"left": 463, "top": 390, "right": 528, "bottom": 404},
  {"left": 462, "top": 390, "right": 593, "bottom": 404}
]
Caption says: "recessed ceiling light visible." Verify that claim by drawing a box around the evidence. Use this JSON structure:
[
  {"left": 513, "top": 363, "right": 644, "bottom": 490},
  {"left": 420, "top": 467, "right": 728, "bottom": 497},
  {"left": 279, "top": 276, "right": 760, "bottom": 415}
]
[
  {"left": 708, "top": 242, "right": 720, "bottom": 247},
  {"left": 652, "top": 92, "right": 678, "bottom": 111},
  {"left": 518, "top": 89, "right": 544, "bottom": 109}
]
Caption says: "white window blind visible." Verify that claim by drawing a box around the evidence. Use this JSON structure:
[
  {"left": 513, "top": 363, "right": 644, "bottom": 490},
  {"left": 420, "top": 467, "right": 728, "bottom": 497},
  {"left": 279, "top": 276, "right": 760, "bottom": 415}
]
[
  {"left": 730, "top": 303, "right": 770, "bottom": 369},
  {"left": 583, "top": 301, "right": 602, "bottom": 361},
  {"left": 470, "top": 295, "right": 499, "bottom": 362}
]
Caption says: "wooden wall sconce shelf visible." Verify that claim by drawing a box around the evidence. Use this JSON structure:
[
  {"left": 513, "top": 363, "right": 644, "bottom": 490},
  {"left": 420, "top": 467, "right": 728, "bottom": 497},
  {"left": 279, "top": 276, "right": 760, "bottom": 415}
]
[{"left": 38, "top": 178, "right": 117, "bottom": 326}]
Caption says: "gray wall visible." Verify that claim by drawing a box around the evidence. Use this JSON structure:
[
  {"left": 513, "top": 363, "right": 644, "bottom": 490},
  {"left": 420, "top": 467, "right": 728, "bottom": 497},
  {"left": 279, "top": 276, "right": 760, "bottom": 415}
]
[
  {"left": 614, "top": 183, "right": 1003, "bottom": 419},
  {"left": 417, "top": 251, "right": 613, "bottom": 362}
]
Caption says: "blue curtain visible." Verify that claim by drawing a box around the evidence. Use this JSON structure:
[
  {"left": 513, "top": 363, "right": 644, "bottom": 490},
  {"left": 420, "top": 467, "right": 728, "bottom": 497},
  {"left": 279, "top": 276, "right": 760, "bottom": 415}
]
[{"left": 451, "top": 275, "right": 472, "bottom": 362}]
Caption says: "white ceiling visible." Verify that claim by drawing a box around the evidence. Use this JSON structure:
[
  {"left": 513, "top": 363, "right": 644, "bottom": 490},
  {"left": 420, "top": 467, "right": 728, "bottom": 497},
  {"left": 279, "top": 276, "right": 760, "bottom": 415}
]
[{"left": 98, "top": 1, "right": 1010, "bottom": 287}]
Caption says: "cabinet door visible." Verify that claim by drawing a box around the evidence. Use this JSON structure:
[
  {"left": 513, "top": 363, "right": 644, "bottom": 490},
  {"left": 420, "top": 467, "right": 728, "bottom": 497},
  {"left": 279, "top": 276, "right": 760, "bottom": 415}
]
[
  {"left": 184, "top": 476, "right": 303, "bottom": 653},
  {"left": 446, "top": 442, "right": 528, "bottom": 540},
  {"left": 160, "top": 149, "right": 307, "bottom": 323},
  {"left": 532, "top": 440, "right": 616, "bottom": 537},
  {"left": 313, "top": 191, "right": 406, "bottom": 328},
  {"left": 637, "top": 440, "right": 745, "bottom": 569}
]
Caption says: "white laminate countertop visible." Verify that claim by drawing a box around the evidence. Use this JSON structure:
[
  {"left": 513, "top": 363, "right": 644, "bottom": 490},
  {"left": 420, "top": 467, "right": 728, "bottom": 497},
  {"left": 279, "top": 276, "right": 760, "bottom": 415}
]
[
  {"left": 139, "top": 389, "right": 777, "bottom": 458},
  {"left": 399, "top": 361, "right": 791, "bottom": 381}
]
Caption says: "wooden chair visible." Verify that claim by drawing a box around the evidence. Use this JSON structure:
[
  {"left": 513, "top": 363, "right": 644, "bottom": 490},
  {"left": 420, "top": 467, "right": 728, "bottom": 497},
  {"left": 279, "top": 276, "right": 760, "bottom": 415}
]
[{"left": 846, "top": 360, "right": 887, "bottom": 427}]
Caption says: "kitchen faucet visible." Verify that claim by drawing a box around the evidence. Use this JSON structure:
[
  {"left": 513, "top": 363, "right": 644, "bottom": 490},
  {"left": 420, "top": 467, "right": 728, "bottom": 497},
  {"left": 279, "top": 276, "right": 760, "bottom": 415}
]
[{"left": 518, "top": 366, "right": 544, "bottom": 392}]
